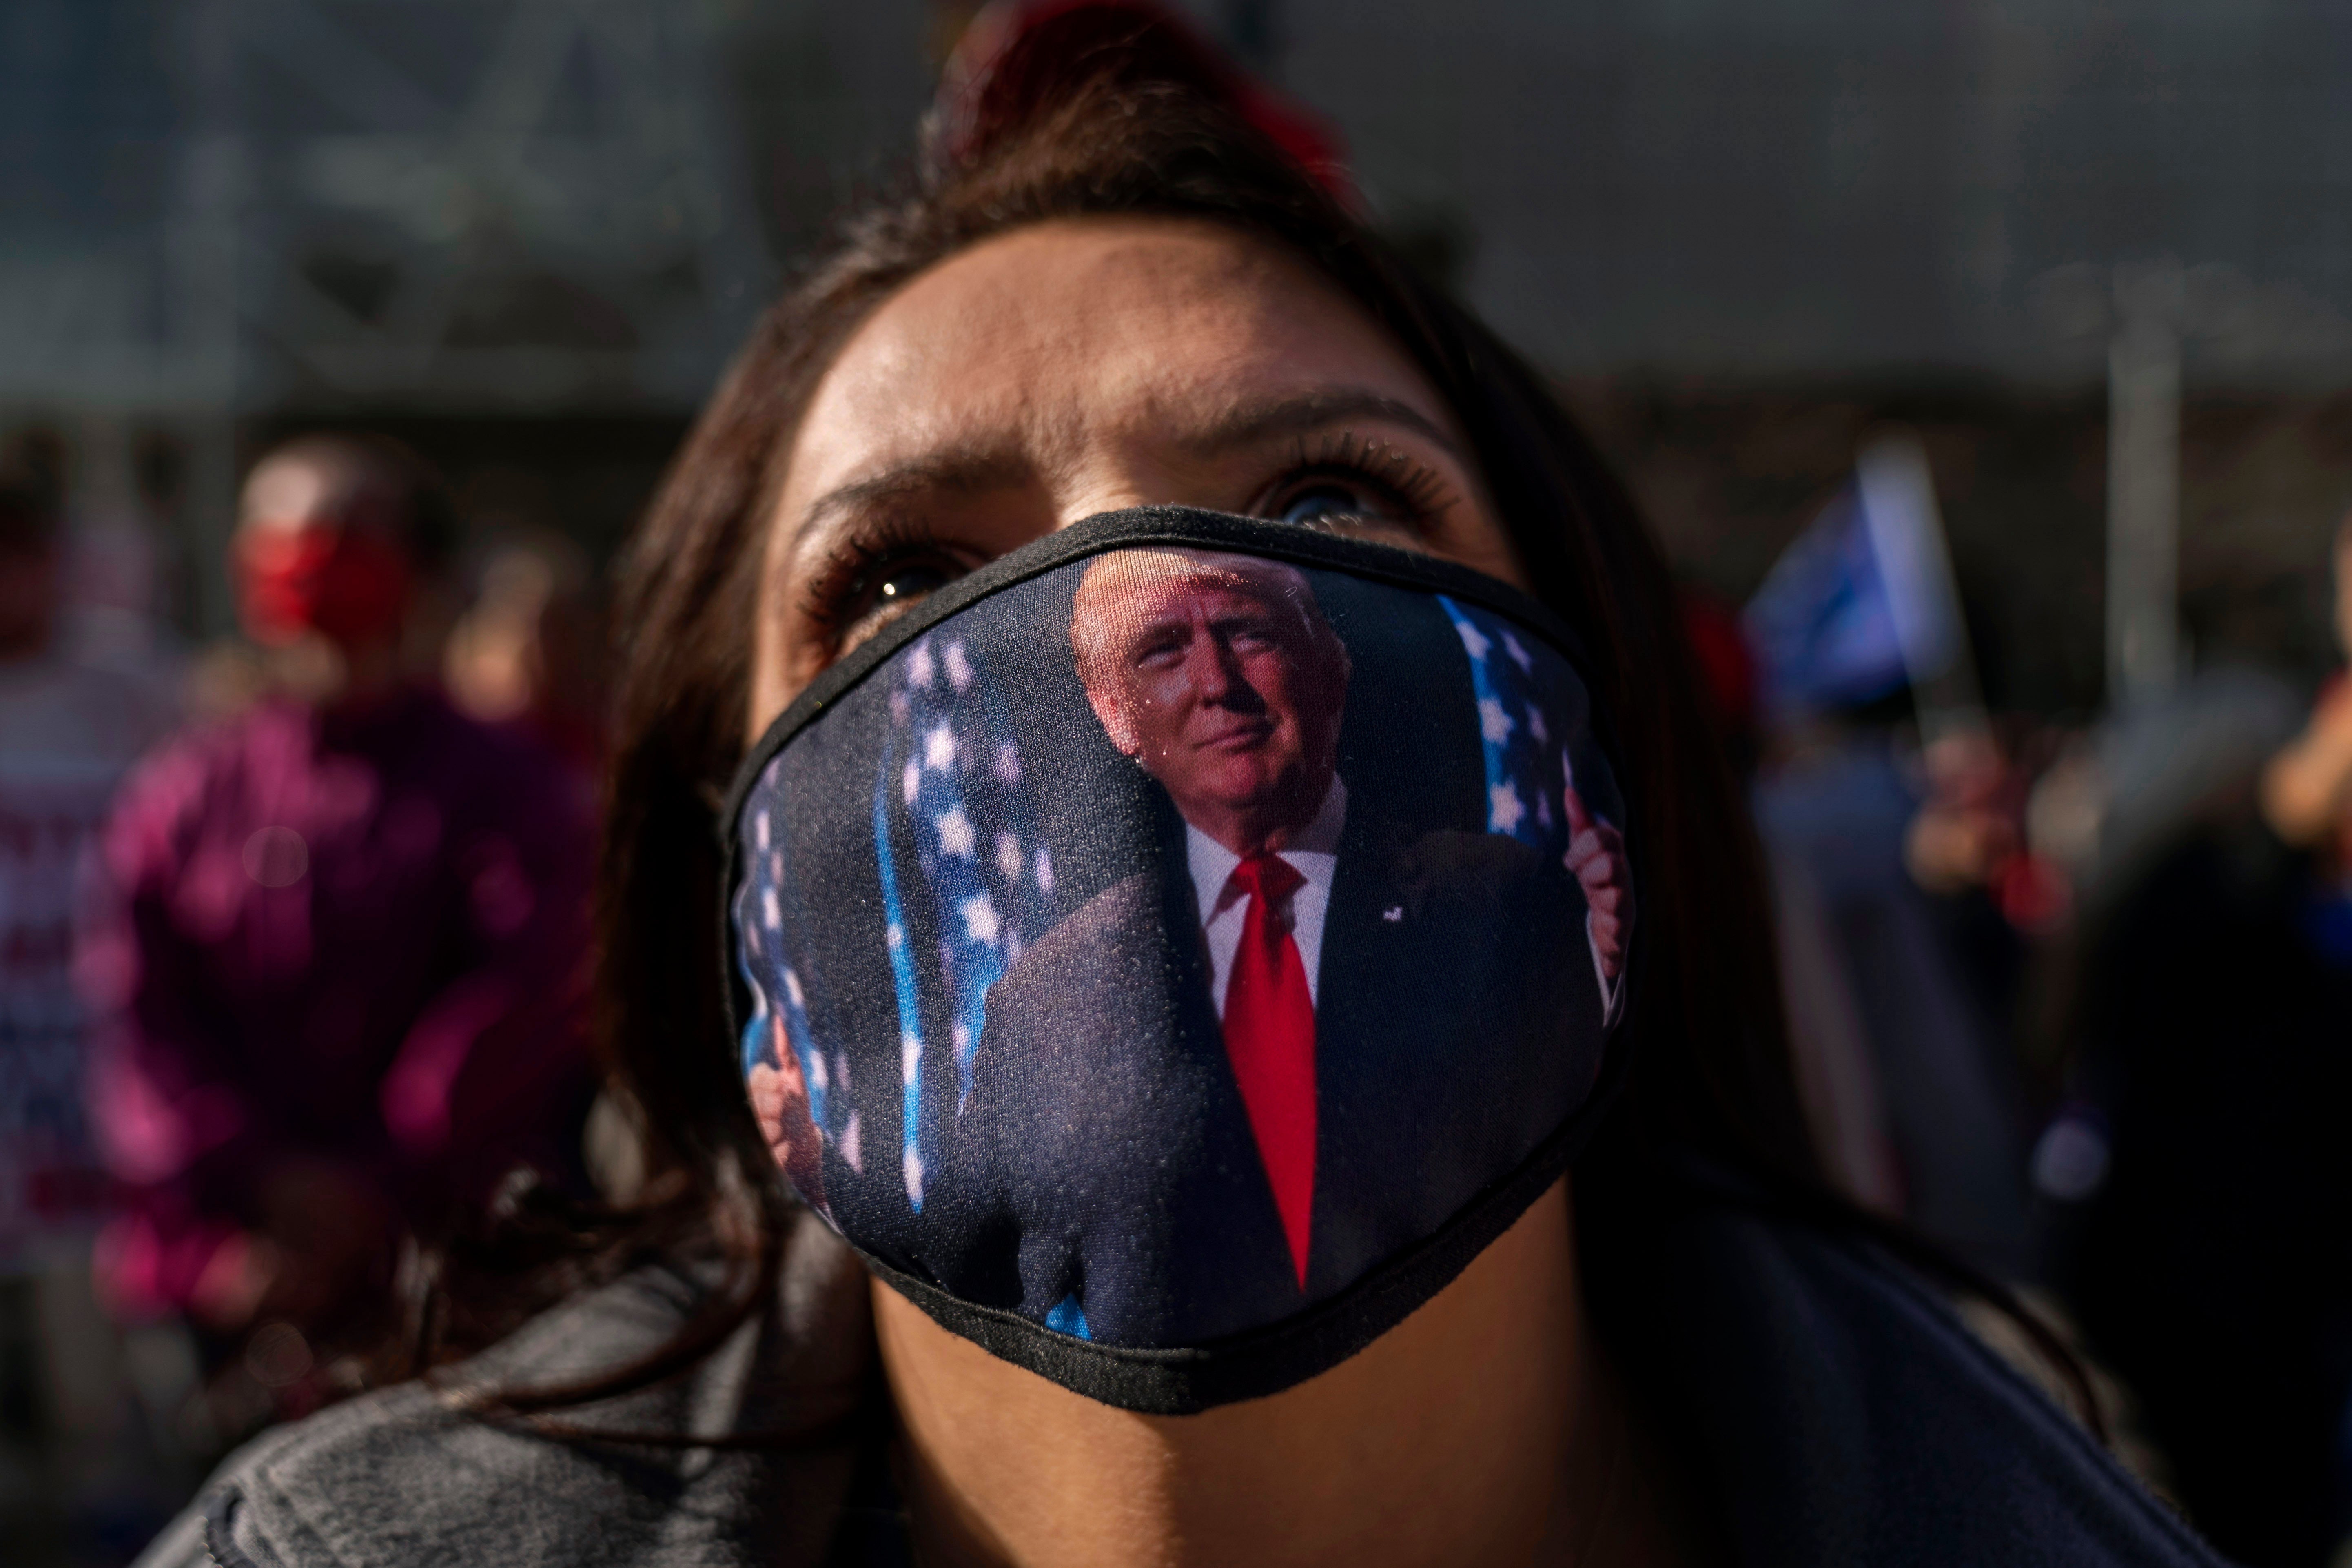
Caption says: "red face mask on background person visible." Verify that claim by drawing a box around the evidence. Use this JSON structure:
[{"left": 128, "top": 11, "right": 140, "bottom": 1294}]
[{"left": 236, "top": 524, "right": 415, "bottom": 649}]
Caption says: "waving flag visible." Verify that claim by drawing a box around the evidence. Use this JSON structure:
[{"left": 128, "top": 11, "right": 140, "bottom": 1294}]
[
  {"left": 1744, "top": 432, "right": 1975, "bottom": 727},
  {"left": 874, "top": 633, "right": 1054, "bottom": 1210}
]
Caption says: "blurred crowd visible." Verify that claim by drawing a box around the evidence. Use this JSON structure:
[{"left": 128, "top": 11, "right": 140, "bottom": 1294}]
[
  {"left": 3, "top": 411, "right": 2352, "bottom": 1568},
  {"left": 1717, "top": 439, "right": 2352, "bottom": 1568},
  {"left": 0, "top": 426, "right": 606, "bottom": 1564}
]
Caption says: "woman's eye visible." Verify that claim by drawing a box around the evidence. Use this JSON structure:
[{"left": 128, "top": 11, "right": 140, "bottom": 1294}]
[
  {"left": 869, "top": 559, "right": 958, "bottom": 609},
  {"left": 827, "top": 553, "right": 967, "bottom": 654},
  {"left": 1272, "top": 483, "right": 1382, "bottom": 527},
  {"left": 1255, "top": 432, "right": 1454, "bottom": 539}
]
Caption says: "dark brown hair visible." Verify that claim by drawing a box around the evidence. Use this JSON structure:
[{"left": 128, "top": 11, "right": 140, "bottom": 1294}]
[{"left": 432, "top": 16, "right": 2098, "bottom": 1443}]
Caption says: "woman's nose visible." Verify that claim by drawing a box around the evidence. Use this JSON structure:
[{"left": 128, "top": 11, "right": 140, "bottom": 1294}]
[
  {"left": 1053, "top": 489, "right": 1156, "bottom": 532},
  {"left": 1048, "top": 454, "right": 1208, "bottom": 532}
]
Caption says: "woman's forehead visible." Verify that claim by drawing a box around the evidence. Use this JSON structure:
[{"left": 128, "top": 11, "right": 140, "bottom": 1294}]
[{"left": 780, "top": 217, "right": 1452, "bottom": 495}]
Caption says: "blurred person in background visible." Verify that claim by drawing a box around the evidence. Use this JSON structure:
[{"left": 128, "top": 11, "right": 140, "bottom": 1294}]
[
  {"left": 2049, "top": 513, "right": 2352, "bottom": 1566},
  {"left": 77, "top": 434, "right": 598, "bottom": 1445},
  {"left": 1682, "top": 586, "right": 1906, "bottom": 1216},
  {"left": 2260, "top": 518, "right": 2352, "bottom": 865},
  {"left": 0, "top": 457, "right": 182, "bottom": 1557},
  {"left": 0, "top": 460, "right": 178, "bottom": 1264},
  {"left": 441, "top": 531, "right": 605, "bottom": 772},
  {"left": 1742, "top": 474, "right": 2037, "bottom": 1282}
]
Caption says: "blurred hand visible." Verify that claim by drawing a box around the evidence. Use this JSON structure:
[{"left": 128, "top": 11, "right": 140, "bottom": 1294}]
[
  {"left": 246, "top": 1157, "right": 395, "bottom": 1333},
  {"left": 1906, "top": 801, "right": 2021, "bottom": 894},
  {"left": 1906, "top": 728, "right": 2020, "bottom": 894},
  {"left": 186, "top": 1228, "right": 279, "bottom": 1333},
  {"left": 2262, "top": 676, "right": 2352, "bottom": 851},
  {"left": 1563, "top": 785, "right": 1630, "bottom": 980}
]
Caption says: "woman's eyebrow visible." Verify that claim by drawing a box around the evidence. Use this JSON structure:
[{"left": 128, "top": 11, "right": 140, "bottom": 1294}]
[
  {"left": 1179, "top": 389, "right": 1466, "bottom": 463},
  {"left": 796, "top": 447, "right": 1031, "bottom": 538}
]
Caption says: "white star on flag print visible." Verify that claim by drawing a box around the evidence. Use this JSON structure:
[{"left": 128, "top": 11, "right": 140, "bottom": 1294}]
[
  {"left": 935, "top": 804, "right": 977, "bottom": 858},
  {"left": 960, "top": 895, "right": 1002, "bottom": 946},
  {"left": 1452, "top": 615, "right": 1491, "bottom": 663},
  {"left": 1489, "top": 782, "right": 1527, "bottom": 836}
]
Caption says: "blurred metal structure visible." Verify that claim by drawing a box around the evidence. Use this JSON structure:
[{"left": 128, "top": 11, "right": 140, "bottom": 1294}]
[
  {"left": 211, "top": 0, "right": 770, "bottom": 410},
  {"left": 16, "top": 2, "right": 2352, "bottom": 398},
  {"left": 11, "top": 0, "right": 2352, "bottom": 668},
  {"left": 1273, "top": 0, "right": 2352, "bottom": 386},
  {"left": 2106, "top": 266, "right": 2184, "bottom": 708},
  {"left": 2, "top": 0, "right": 775, "bottom": 630},
  {"left": 2032, "top": 256, "right": 2310, "bottom": 710},
  {"left": 6, "top": 0, "right": 774, "bottom": 413},
  {"left": 1855, "top": 430, "right": 1986, "bottom": 743}
]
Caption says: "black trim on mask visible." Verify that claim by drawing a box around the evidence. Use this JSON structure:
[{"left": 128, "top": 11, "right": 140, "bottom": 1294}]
[
  {"left": 717, "top": 503, "right": 1641, "bottom": 1414},
  {"left": 861, "top": 1005, "right": 1637, "bottom": 1414}
]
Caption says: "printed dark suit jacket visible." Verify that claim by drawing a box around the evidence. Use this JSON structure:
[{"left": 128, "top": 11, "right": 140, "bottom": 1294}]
[{"left": 935, "top": 804, "right": 1605, "bottom": 1348}]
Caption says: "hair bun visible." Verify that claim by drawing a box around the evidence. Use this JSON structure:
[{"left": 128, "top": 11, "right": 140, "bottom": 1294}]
[{"left": 929, "top": 0, "right": 1353, "bottom": 203}]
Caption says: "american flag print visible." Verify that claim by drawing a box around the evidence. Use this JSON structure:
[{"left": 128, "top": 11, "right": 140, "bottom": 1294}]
[
  {"left": 872, "top": 632, "right": 1054, "bottom": 1211},
  {"left": 1439, "top": 595, "right": 1587, "bottom": 859}
]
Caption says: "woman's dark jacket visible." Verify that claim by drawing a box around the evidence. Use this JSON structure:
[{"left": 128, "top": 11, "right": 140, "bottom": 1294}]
[{"left": 134, "top": 1175, "right": 2232, "bottom": 1568}]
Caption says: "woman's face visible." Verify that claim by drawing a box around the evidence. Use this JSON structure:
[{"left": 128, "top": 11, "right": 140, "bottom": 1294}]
[{"left": 749, "top": 215, "right": 1527, "bottom": 734}]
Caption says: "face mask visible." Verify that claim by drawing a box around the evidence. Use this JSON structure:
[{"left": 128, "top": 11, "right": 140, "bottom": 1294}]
[
  {"left": 725, "top": 507, "right": 1634, "bottom": 1412},
  {"left": 237, "top": 526, "right": 414, "bottom": 649}
]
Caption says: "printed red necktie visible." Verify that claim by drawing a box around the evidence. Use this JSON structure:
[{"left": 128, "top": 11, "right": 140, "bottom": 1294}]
[{"left": 1221, "top": 852, "right": 1317, "bottom": 1289}]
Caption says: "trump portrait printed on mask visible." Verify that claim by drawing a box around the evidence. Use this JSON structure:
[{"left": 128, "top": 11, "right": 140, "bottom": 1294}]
[{"left": 728, "top": 521, "right": 1631, "bottom": 1363}]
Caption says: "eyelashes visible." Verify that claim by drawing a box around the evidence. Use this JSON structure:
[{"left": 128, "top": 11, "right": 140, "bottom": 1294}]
[
  {"left": 1272, "top": 430, "right": 1457, "bottom": 527},
  {"left": 795, "top": 510, "right": 968, "bottom": 655},
  {"left": 794, "top": 428, "right": 1460, "bottom": 659}
]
